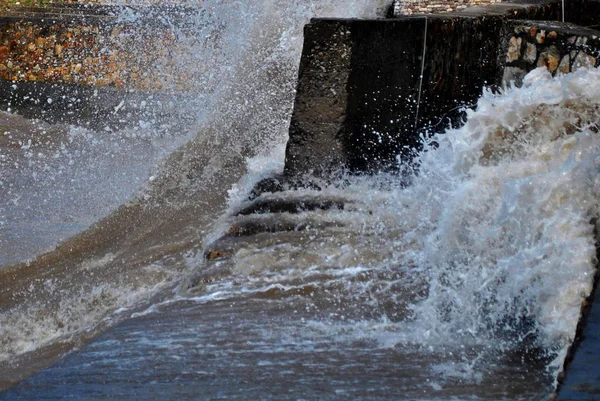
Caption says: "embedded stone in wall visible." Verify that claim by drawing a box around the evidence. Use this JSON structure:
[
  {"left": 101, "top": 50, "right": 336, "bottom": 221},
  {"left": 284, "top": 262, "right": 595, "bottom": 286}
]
[
  {"left": 524, "top": 42, "right": 537, "bottom": 64},
  {"left": 507, "top": 36, "right": 522, "bottom": 62},
  {"left": 502, "top": 66, "right": 527, "bottom": 87},
  {"left": 537, "top": 45, "right": 560, "bottom": 72},
  {"left": 573, "top": 51, "right": 597, "bottom": 70},
  {"left": 502, "top": 21, "right": 600, "bottom": 86},
  {"left": 558, "top": 54, "right": 570, "bottom": 73},
  {"left": 390, "top": 0, "right": 503, "bottom": 16},
  {"left": 536, "top": 30, "right": 546, "bottom": 44}
]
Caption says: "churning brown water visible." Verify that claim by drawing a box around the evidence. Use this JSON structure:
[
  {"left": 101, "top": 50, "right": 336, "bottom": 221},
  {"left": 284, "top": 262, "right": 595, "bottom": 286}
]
[{"left": 1, "top": 1, "right": 599, "bottom": 400}]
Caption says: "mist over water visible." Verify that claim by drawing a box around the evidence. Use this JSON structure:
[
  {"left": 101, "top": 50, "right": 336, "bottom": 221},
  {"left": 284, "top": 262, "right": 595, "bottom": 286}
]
[
  {"left": 0, "top": 0, "right": 390, "bottom": 390},
  {"left": 0, "top": 0, "right": 599, "bottom": 398},
  {"left": 0, "top": 111, "right": 196, "bottom": 264}
]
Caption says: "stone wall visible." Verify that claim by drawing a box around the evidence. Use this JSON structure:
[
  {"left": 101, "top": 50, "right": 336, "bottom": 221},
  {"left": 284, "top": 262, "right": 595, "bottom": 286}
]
[
  {"left": 391, "top": 0, "right": 502, "bottom": 16},
  {"left": 502, "top": 21, "right": 600, "bottom": 87},
  {"left": 283, "top": 1, "right": 600, "bottom": 178},
  {"left": 0, "top": 6, "right": 220, "bottom": 93}
]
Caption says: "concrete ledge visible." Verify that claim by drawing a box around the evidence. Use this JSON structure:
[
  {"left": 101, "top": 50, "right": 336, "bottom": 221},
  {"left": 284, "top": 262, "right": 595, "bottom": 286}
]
[
  {"left": 283, "top": 1, "right": 600, "bottom": 178},
  {"left": 0, "top": 79, "right": 200, "bottom": 131}
]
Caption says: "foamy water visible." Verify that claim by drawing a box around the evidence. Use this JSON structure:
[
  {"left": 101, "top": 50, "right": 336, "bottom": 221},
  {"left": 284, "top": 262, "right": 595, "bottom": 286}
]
[
  {"left": 0, "top": 0, "right": 391, "bottom": 390},
  {"left": 178, "top": 66, "right": 600, "bottom": 388},
  {"left": 0, "top": 0, "right": 598, "bottom": 397},
  {"left": 409, "top": 67, "right": 600, "bottom": 355}
]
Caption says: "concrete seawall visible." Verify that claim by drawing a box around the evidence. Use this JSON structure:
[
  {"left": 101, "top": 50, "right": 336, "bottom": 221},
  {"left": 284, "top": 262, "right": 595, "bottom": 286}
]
[
  {"left": 284, "top": 1, "right": 600, "bottom": 177},
  {"left": 279, "top": 2, "right": 600, "bottom": 399}
]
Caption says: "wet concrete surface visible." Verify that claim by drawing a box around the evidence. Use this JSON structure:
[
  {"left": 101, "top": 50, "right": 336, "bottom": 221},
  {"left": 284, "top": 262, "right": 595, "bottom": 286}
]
[{"left": 557, "top": 283, "right": 600, "bottom": 401}]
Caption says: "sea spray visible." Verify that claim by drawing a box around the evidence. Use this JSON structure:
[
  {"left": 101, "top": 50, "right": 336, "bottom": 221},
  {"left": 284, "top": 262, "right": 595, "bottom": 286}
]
[
  {"left": 2, "top": 1, "right": 598, "bottom": 396},
  {"left": 0, "top": 0, "right": 390, "bottom": 389},
  {"left": 188, "top": 67, "right": 600, "bottom": 390},
  {"left": 408, "top": 67, "right": 599, "bottom": 357},
  {"left": 2, "top": 64, "right": 597, "bottom": 401}
]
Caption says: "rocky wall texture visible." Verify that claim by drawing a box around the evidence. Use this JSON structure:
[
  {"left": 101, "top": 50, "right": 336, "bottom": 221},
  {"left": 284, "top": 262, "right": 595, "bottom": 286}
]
[
  {"left": 0, "top": 8, "right": 221, "bottom": 92},
  {"left": 391, "top": 0, "right": 502, "bottom": 16},
  {"left": 391, "top": 0, "right": 600, "bottom": 25},
  {"left": 502, "top": 21, "right": 600, "bottom": 87}
]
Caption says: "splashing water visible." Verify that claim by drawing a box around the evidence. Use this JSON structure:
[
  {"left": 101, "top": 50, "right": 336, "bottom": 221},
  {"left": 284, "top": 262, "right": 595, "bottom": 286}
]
[
  {"left": 0, "top": 0, "right": 390, "bottom": 390},
  {"left": 171, "top": 66, "right": 600, "bottom": 396},
  {"left": 408, "top": 67, "right": 600, "bottom": 358},
  {"left": 0, "top": 0, "right": 599, "bottom": 398}
]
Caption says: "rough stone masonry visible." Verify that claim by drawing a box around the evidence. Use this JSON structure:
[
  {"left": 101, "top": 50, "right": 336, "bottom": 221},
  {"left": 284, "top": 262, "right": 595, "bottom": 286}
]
[
  {"left": 391, "top": 0, "right": 503, "bottom": 16},
  {"left": 502, "top": 21, "right": 600, "bottom": 87},
  {"left": 0, "top": 5, "right": 220, "bottom": 93}
]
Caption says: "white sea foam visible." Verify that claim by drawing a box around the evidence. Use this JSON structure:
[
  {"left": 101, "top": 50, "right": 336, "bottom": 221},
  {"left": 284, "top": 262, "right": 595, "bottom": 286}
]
[
  {"left": 0, "top": 270, "right": 174, "bottom": 360},
  {"left": 197, "top": 67, "right": 600, "bottom": 386},
  {"left": 407, "top": 67, "right": 600, "bottom": 351}
]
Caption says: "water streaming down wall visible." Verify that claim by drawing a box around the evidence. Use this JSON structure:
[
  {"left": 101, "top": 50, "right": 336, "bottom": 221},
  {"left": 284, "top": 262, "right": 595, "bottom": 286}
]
[
  {"left": 205, "top": 3, "right": 600, "bottom": 395},
  {"left": 275, "top": 8, "right": 600, "bottom": 395}
]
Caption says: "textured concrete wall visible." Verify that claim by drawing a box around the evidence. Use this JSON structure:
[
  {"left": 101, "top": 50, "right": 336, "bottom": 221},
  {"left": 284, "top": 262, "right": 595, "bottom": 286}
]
[
  {"left": 284, "top": 16, "right": 508, "bottom": 177},
  {"left": 563, "top": 0, "right": 600, "bottom": 28}
]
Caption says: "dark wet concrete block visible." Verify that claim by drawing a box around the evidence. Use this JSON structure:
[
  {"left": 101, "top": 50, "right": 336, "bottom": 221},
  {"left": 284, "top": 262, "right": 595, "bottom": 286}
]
[
  {"left": 564, "top": 0, "right": 600, "bottom": 28},
  {"left": 284, "top": 16, "right": 507, "bottom": 177},
  {"left": 283, "top": 7, "right": 600, "bottom": 179},
  {"left": 557, "top": 282, "right": 600, "bottom": 401},
  {"left": 283, "top": 19, "right": 356, "bottom": 178}
]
